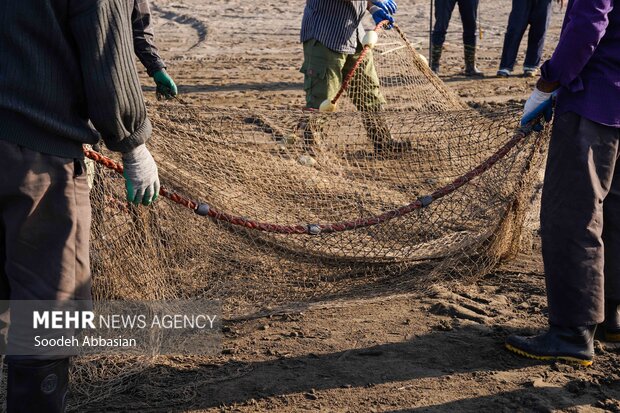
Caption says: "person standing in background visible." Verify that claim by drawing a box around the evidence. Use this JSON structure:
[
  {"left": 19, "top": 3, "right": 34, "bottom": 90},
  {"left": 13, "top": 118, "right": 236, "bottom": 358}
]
[
  {"left": 497, "top": 0, "right": 564, "bottom": 78},
  {"left": 300, "top": 0, "right": 410, "bottom": 154},
  {"left": 430, "top": 0, "right": 484, "bottom": 76}
]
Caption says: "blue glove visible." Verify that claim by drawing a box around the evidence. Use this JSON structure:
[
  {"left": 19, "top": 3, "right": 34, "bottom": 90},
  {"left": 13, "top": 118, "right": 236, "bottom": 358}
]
[
  {"left": 521, "top": 88, "right": 557, "bottom": 131},
  {"left": 371, "top": 0, "right": 397, "bottom": 15},
  {"left": 369, "top": 5, "right": 395, "bottom": 29}
]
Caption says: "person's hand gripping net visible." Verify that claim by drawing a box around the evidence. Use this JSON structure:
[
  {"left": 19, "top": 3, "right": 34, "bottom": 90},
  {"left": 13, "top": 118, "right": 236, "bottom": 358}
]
[
  {"left": 122, "top": 144, "right": 161, "bottom": 206},
  {"left": 521, "top": 78, "right": 560, "bottom": 131},
  {"left": 369, "top": 0, "right": 397, "bottom": 29},
  {"left": 372, "top": 0, "right": 397, "bottom": 14},
  {"left": 153, "top": 69, "right": 178, "bottom": 100}
]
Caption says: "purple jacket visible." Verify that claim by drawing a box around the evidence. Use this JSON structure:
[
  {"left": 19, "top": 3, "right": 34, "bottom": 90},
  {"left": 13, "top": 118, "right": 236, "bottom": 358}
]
[{"left": 541, "top": 0, "right": 620, "bottom": 127}]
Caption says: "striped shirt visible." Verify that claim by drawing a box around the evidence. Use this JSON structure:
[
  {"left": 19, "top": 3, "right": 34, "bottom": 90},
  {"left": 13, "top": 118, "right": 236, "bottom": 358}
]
[{"left": 301, "top": 0, "right": 368, "bottom": 54}]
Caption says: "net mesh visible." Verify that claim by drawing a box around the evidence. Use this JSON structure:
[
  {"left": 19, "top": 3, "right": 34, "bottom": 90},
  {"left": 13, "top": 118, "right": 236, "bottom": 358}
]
[{"left": 69, "top": 24, "right": 549, "bottom": 409}]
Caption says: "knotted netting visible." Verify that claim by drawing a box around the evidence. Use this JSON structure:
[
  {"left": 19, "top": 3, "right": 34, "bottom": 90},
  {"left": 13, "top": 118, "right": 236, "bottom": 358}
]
[
  {"left": 69, "top": 23, "right": 549, "bottom": 408},
  {"left": 88, "top": 23, "right": 548, "bottom": 314}
]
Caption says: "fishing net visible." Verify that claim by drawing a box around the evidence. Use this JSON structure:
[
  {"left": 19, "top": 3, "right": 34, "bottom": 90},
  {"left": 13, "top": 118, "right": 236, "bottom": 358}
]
[{"left": 69, "top": 23, "right": 549, "bottom": 409}]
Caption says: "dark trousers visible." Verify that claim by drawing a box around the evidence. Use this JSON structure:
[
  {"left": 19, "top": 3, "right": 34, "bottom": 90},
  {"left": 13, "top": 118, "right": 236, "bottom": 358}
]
[
  {"left": 541, "top": 112, "right": 620, "bottom": 327},
  {"left": 432, "top": 0, "right": 479, "bottom": 47},
  {"left": 499, "top": 0, "right": 552, "bottom": 70},
  {"left": 0, "top": 141, "right": 92, "bottom": 346},
  {"left": 0, "top": 140, "right": 92, "bottom": 412}
]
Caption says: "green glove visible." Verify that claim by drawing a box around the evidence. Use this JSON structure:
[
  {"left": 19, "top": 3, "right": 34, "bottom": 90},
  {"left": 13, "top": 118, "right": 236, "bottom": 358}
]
[{"left": 153, "top": 69, "right": 178, "bottom": 100}]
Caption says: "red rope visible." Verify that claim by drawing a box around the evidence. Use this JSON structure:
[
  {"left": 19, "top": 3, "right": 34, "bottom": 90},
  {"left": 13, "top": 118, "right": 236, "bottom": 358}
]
[
  {"left": 84, "top": 148, "right": 199, "bottom": 211},
  {"left": 83, "top": 124, "right": 533, "bottom": 235}
]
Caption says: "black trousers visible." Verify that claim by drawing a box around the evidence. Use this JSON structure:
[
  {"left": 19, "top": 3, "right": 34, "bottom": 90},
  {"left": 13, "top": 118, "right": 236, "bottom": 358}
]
[
  {"left": 432, "top": 0, "right": 480, "bottom": 47},
  {"left": 541, "top": 112, "right": 620, "bottom": 326}
]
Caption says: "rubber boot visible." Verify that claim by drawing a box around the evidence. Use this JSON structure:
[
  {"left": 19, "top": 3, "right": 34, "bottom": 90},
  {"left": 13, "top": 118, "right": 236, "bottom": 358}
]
[
  {"left": 430, "top": 44, "right": 442, "bottom": 74},
  {"left": 362, "top": 113, "right": 411, "bottom": 155},
  {"left": 505, "top": 325, "right": 596, "bottom": 367},
  {"left": 604, "top": 299, "right": 620, "bottom": 342},
  {"left": 6, "top": 358, "right": 69, "bottom": 413},
  {"left": 464, "top": 44, "right": 484, "bottom": 77}
]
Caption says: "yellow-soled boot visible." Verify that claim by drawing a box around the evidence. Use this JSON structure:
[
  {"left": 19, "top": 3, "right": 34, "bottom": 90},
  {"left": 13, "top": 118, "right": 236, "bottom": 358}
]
[
  {"left": 604, "top": 300, "right": 620, "bottom": 342},
  {"left": 505, "top": 325, "right": 596, "bottom": 367}
]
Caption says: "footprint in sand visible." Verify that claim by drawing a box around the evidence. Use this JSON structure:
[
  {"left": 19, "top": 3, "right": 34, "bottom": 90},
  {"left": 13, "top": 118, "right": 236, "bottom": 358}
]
[{"left": 427, "top": 285, "right": 510, "bottom": 325}]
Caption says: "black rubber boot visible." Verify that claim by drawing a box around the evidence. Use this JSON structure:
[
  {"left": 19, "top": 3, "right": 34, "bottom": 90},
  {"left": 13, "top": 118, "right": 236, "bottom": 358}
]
[
  {"left": 6, "top": 358, "right": 69, "bottom": 413},
  {"left": 363, "top": 113, "right": 411, "bottom": 155},
  {"left": 505, "top": 325, "right": 596, "bottom": 366},
  {"left": 604, "top": 299, "right": 620, "bottom": 342},
  {"left": 430, "top": 44, "right": 442, "bottom": 74},
  {"left": 463, "top": 44, "right": 484, "bottom": 77}
]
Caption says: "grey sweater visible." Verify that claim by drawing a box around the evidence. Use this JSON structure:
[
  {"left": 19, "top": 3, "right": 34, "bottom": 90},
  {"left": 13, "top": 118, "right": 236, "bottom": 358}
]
[{"left": 0, "top": 0, "right": 151, "bottom": 158}]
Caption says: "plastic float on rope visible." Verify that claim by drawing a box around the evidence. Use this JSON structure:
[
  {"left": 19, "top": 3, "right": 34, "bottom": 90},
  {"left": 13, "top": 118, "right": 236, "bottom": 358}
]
[
  {"left": 195, "top": 203, "right": 211, "bottom": 217},
  {"left": 319, "top": 99, "right": 337, "bottom": 113},
  {"left": 418, "top": 195, "right": 434, "bottom": 207},
  {"left": 362, "top": 31, "right": 379, "bottom": 49}
]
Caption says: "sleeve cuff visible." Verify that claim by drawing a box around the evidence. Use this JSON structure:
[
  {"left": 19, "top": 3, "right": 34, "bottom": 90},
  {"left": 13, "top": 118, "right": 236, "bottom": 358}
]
[
  {"left": 104, "top": 118, "right": 153, "bottom": 153},
  {"left": 541, "top": 60, "right": 584, "bottom": 93},
  {"left": 146, "top": 60, "right": 167, "bottom": 77}
]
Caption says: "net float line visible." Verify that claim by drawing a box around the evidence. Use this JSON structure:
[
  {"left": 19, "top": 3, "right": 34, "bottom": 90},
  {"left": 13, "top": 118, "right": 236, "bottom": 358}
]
[{"left": 83, "top": 122, "right": 535, "bottom": 236}]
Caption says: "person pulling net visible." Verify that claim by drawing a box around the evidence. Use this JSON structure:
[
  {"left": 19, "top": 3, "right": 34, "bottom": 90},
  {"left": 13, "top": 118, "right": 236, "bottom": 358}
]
[
  {"left": 299, "top": 0, "right": 411, "bottom": 155},
  {"left": 66, "top": 13, "right": 555, "bottom": 407}
]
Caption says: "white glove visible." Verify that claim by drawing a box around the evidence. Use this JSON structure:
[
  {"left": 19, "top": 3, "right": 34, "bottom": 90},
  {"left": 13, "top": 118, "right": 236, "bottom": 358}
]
[
  {"left": 122, "top": 144, "right": 160, "bottom": 206},
  {"left": 521, "top": 87, "right": 556, "bottom": 128}
]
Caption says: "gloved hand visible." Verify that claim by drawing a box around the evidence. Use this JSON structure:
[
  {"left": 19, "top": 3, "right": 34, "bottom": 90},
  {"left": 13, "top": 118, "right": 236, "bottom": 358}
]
[
  {"left": 371, "top": 0, "right": 397, "bottom": 15},
  {"left": 153, "top": 69, "right": 178, "bottom": 100},
  {"left": 369, "top": 5, "right": 395, "bottom": 29},
  {"left": 521, "top": 87, "right": 557, "bottom": 131},
  {"left": 122, "top": 144, "right": 160, "bottom": 206}
]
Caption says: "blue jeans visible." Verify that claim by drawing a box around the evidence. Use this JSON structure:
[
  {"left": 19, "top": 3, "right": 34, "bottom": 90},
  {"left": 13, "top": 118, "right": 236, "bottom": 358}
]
[
  {"left": 432, "top": 0, "right": 479, "bottom": 47},
  {"left": 499, "top": 0, "right": 552, "bottom": 70}
]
